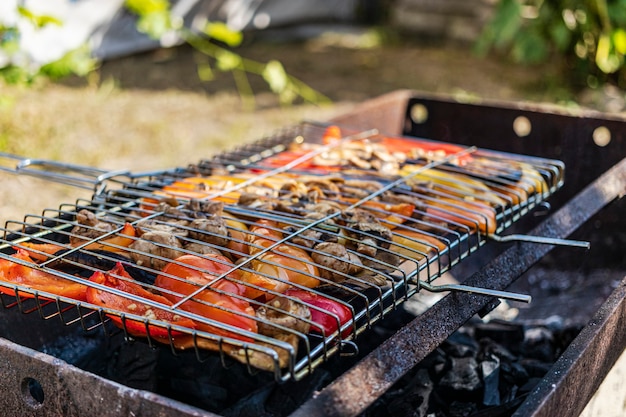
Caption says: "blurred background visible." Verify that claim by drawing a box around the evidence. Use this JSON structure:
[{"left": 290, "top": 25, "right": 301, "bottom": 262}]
[{"left": 0, "top": 2, "right": 624, "bottom": 415}]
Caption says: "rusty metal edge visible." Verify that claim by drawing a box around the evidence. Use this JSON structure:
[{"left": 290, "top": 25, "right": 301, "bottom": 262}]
[
  {"left": 512, "top": 275, "right": 626, "bottom": 417},
  {"left": 0, "top": 337, "right": 217, "bottom": 417},
  {"left": 289, "top": 157, "right": 626, "bottom": 417}
]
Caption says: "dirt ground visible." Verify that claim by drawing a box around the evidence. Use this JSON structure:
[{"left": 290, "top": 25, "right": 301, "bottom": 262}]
[{"left": 0, "top": 35, "right": 623, "bottom": 416}]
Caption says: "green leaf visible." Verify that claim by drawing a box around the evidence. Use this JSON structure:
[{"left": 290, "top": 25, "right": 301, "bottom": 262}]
[
  {"left": 39, "top": 44, "right": 98, "bottom": 79},
  {"left": 511, "top": 31, "right": 549, "bottom": 64},
  {"left": 549, "top": 18, "right": 571, "bottom": 52},
  {"left": 197, "top": 62, "right": 214, "bottom": 81},
  {"left": 204, "top": 22, "right": 243, "bottom": 47},
  {"left": 136, "top": 11, "right": 172, "bottom": 39},
  {"left": 279, "top": 88, "right": 297, "bottom": 105},
  {"left": 125, "top": 0, "right": 169, "bottom": 15},
  {"left": 613, "top": 29, "right": 626, "bottom": 55},
  {"left": 596, "top": 33, "right": 622, "bottom": 74},
  {"left": 490, "top": 0, "right": 524, "bottom": 48},
  {"left": 0, "top": 65, "right": 33, "bottom": 85},
  {"left": 17, "top": 6, "right": 62, "bottom": 29},
  {"left": 262, "top": 60, "right": 288, "bottom": 93},
  {"left": 215, "top": 49, "right": 242, "bottom": 71}
]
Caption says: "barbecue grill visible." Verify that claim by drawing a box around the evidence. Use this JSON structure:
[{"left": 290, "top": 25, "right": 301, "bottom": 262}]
[{"left": 0, "top": 90, "right": 624, "bottom": 417}]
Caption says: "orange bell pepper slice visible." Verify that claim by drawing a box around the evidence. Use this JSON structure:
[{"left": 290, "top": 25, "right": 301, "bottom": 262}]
[{"left": 0, "top": 249, "right": 88, "bottom": 300}]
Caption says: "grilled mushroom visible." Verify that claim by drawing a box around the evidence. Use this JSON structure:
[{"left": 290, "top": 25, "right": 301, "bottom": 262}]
[
  {"left": 187, "top": 217, "right": 230, "bottom": 246},
  {"left": 129, "top": 231, "right": 185, "bottom": 270},
  {"left": 256, "top": 296, "right": 311, "bottom": 337},
  {"left": 311, "top": 242, "right": 363, "bottom": 282},
  {"left": 341, "top": 209, "right": 393, "bottom": 257},
  {"left": 70, "top": 209, "right": 117, "bottom": 245}
]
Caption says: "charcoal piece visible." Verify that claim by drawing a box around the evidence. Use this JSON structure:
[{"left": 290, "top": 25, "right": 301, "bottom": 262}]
[
  {"left": 387, "top": 368, "right": 433, "bottom": 417},
  {"left": 445, "top": 329, "right": 479, "bottom": 356},
  {"left": 105, "top": 337, "right": 159, "bottom": 391},
  {"left": 438, "top": 356, "right": 482, "bottom": 394},
  {"left": 518, "top": 377, "right": 544, "bottom": 395},
  {"left": 481, "top": 355, "right": 501, "bottom": 406},
  {"left": 479, "top": 339, "right": 517, "bottom": 363},
  {"left": 156, "top": 351, "right": 274, "bottom": 413},
  {"left": 220, "top": 384, "right": 272, "bottom": 417},
  {"left": 523, "top": 327, "right": 556, "bottom": 362},
  {"left": 443, "top": 341, "right": 475, "bottom": 358},
  {"left": 474, "top": 320, "right": 524, "bottom": 350},
  {"left": 264, "top": 370, "right": 332, "bottom": 417},
  {"left": 447, "top": 400, "right": 478, "bottom": 417},
  {"left": 520, "top": 358, "right": 553, "bottom": 378},
  {"left": 500, "top": 360, "right": 529, "bottom": 387}
]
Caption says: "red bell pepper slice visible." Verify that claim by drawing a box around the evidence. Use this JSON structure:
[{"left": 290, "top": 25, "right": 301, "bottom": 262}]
[
  {"left": 155, "top": 254, "right": 258, "bottom": 341},
  {"left": 86, "top": 262, "right": 196, "bottom": 340},
  {"left": 285, "top": 288, "right": 353, "bottom": 337},
  {"left": 0, "top": 249, "right": 88, "bottom": 300}
]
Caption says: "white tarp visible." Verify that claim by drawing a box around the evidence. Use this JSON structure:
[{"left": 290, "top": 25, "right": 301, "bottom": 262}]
[{"left": 0, "top": 0, "right": 358, "bottom": 68}]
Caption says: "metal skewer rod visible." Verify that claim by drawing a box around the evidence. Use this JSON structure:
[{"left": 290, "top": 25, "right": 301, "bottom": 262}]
[
  {"left": 419, "top": 280, "right": 532, "bottom": 303},
  {"left": 489, "top": 233, "right": 590, "bottom": 248}
]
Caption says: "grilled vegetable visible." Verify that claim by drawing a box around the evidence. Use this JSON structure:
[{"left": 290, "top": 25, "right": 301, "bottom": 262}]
[
  {"left": 285, "top": 288, "right": 353, "bottom": 337},
  {"left": 19, "top": 222, "right": 137, "bottom": 261},
  {"left": 424, "top": 197, "right": 497, "bottom": 235},
  {"left": 390, "top": 229, "right": 448, "bottom": 260},
  {"left": 86, "top": 263, "right": 196, "bottom": 340},
  {"left": 155, "top": 254, "right": 258, "bottom": 341},
  {"left": 0, "top": 249, "right": 88, "bottom": 300},
  {"left": 245, "top": 219, "right": 320, "bottom": 298}
]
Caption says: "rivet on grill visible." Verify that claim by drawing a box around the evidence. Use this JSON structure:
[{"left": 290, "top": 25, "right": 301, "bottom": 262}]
[{"left": 592, "top": 126, "right": 611, "bottom": 147}]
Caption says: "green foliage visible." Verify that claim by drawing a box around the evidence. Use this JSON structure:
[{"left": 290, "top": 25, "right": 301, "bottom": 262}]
[
  {"left": 125, "top": 0, "right": 175, "bottom": 39},
  {"left": 476, "top": 0, "right": 626, "bottom": 89},
  {"left": 17, "top": 6, "right": 62, "bottom": 28},
  {"left": 0, "top": 7, "right": 96, "bottom": 85},
  {"left": 124, "top": 0, "right": 330, "bottom": 106},
  {"left": 0, "top": 1, "right": 328, "bottom": 107},
  {"left": 39, "top": 45, "right": 98, "bottom": 79}
]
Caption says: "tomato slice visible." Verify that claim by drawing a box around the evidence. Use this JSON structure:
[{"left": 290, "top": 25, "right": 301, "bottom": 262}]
[
  {"left": 86, "top": 263, "right": 195, "bottom": 340},
  {"left": 155, "top": 254, "right": 257, "bottom": 341},
  {"left": 0, "top": 249, "right": 88, "bottom": 300},
  {"left": 285, "top": 288, "right": 353, "bottom": 337}
]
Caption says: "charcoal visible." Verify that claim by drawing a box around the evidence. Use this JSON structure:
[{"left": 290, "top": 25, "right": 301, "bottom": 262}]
[
  {"left": 474, "top": 320, "right": 524, "bottom": 351},
  {"left": 105, "top": 336, "right": 159, "bottom": 391},
  {"left": 442, "top": 339, "right": 476, "bottom": 358},
  {"left": 438, "top": 356, "right": 482, "bottom": 394},
  {"left": 479, "top": 339, "right": 517, "bottom": 363},
  {"left": 500, "top": 360, "right": 529, "bottom": 387},
  {"left": 447, "top": 400, "right": 478, "bottom": 417},
  {"left": 521, "top": 326, "right": 557, "bottom": 362},
  {"left": 386, "top": 369, "right": 433, "bottom": 417},
  {"left": 481, "top": 355, "right": 500, "bottom": 406},
  {"left": 518, "top": 377, "right": 544, "bottom": 395},
  {"left": 264, "top": 370, "right": 332, "bottom": 416},
  {"left": 445, "top": 329, "right": 480, "bottom": 356},
  {"left": 520, "top": 358, "right": 553, "bottom": 378}
]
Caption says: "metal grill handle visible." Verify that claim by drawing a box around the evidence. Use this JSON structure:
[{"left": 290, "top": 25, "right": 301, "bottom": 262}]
[
  {"left": 0, "top": 152, "right": 130, "bottom": 191},
  {"left": 419, "top": 280, "right": 532, "bottom": 303}
]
